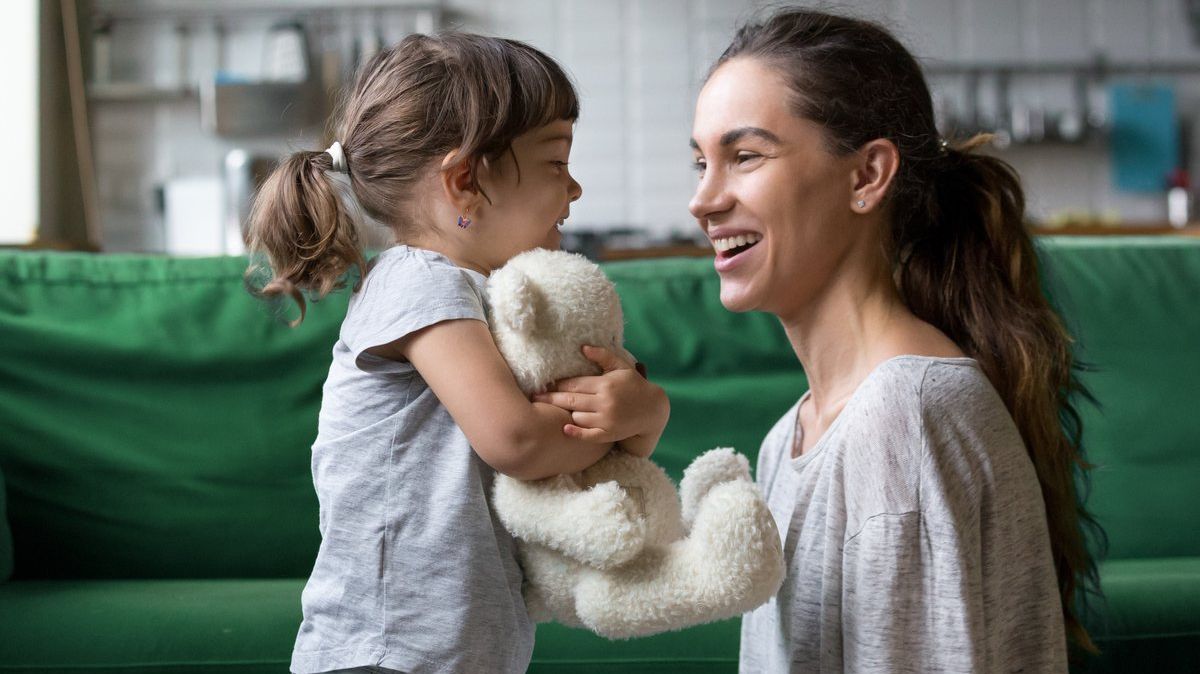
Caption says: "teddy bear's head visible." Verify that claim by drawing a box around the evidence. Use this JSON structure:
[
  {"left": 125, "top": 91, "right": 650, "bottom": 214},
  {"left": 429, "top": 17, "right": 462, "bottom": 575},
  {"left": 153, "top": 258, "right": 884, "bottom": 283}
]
[{"left": 487, "top": 249, "right": 625, "bottom": 394}]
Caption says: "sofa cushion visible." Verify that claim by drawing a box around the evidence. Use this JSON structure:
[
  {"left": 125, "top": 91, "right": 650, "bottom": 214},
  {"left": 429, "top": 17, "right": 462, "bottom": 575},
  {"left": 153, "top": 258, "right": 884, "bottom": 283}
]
[
  {"left": 0, "top": 579, "right": 303, "bottom": 673},
  {"left": 0, "top": 578, "right": 739, "bottom": 674},
  {"left": 1077, "top": 557, "right": 1200, "bottom": 672}
]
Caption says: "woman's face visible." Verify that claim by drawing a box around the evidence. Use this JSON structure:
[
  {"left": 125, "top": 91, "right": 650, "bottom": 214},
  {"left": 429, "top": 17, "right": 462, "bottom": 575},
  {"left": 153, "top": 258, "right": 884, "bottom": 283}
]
[{"left": 689, "top": 58, "right": 866, "bottom": 317}]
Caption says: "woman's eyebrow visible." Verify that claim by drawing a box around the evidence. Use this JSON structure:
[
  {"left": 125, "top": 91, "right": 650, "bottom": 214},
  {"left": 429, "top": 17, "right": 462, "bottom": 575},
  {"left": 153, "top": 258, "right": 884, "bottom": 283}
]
[{"left": 690, "top": 126, "right": 782, "bottom": 150}]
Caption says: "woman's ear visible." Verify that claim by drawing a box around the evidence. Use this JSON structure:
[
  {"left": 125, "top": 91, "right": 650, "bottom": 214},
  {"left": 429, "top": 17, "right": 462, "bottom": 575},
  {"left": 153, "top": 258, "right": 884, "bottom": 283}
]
[{"left": 849, "top": 138, "right": 900, "bottom": 213}]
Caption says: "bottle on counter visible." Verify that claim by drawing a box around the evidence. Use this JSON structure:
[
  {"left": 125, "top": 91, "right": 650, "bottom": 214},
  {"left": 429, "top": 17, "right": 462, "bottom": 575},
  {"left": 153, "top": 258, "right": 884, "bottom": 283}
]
[{"left": 1167, "top": 168, "right": 1191, "bottom": 228}]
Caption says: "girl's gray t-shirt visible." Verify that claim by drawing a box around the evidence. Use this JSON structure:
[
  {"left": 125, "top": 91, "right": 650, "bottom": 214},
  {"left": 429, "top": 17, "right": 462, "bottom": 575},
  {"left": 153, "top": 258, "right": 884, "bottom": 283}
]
[
  {"left": 291, "top": 245, "right": 533, "bottom": 674},
  {"left": 740, "top": 356, "right": 1068, "bottom": 673}
]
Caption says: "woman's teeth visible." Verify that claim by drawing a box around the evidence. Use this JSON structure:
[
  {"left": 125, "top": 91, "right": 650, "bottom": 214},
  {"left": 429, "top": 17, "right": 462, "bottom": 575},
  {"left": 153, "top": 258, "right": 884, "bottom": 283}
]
[{"left": 712, "top": 233, "right": 763, "bottom": 253}]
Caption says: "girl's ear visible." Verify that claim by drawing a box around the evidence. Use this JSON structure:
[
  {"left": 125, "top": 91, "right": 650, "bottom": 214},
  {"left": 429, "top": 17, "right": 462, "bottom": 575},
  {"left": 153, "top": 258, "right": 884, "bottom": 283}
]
[
  {"left": 439, "top": 150, "right": 481, "bottom": 214},
  {"left": 849, "top": 138, "right": 900, "bottom": 212}
]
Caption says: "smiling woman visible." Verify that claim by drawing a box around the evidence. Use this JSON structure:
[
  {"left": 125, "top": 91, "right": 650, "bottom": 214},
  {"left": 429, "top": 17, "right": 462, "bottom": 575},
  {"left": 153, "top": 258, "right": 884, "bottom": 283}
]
[{"left": 690, "top": 8, "right": 1100, "bottom": 673}]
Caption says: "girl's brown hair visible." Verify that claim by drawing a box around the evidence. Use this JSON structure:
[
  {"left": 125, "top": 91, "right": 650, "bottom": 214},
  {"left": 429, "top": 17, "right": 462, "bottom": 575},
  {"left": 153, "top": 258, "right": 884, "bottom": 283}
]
[
  {"left": 716, "top": 8, "right": 1103, "bottom": 654},
  {"left": 246, "top": 32, "right": 579, "bottom": 324}
]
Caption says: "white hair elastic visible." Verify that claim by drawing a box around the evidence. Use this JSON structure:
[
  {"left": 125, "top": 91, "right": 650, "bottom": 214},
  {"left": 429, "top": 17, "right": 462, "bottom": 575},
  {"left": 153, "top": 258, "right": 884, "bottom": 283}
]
[{"left": 324, "top": 141, "right": 348, "bottom": 173}]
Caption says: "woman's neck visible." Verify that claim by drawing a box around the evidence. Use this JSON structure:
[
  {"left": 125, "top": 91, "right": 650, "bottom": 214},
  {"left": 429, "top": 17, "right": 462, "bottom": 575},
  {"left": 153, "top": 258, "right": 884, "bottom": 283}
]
[
  {"left": 783, "top": 279, "right": 905, "bottom": 425},
  {"left": 781, "top": 272, "right": 966, "bottom": 434}
]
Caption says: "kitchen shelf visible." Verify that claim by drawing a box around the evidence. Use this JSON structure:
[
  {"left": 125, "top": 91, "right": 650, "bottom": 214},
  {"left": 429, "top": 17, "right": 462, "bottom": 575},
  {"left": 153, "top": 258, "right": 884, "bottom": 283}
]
[
  {"left": 91, "top": 0, "right": 443, "bottom": 24},
  {"left": 87, "top": 83, "right": 199, "bottom": 103}
]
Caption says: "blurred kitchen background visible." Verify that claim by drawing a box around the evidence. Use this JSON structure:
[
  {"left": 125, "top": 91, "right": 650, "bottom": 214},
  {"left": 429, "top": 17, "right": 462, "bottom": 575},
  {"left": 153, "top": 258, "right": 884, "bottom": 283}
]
[{"left": 8, "top": 0, "right": 1200, "bottom": 258}]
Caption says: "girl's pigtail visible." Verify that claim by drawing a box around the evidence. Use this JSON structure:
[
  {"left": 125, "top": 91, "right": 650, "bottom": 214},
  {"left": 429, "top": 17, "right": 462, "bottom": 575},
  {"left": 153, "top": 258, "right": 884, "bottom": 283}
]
[{"left": 246, "top": 149, "right": 366, "bottom": 326}]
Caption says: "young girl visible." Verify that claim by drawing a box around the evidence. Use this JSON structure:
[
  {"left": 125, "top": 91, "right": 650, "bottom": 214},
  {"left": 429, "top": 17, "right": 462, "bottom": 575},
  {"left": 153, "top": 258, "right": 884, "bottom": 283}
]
[
  {"left": 686, "top": 8, "right": 1101, "bottom": 673},
  {"left": 246, "top": 33, "right": 669, "bottom": 674}
]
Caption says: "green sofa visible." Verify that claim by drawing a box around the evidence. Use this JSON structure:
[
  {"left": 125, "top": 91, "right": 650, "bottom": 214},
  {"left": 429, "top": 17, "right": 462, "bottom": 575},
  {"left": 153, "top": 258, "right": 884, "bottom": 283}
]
[{"left": 0, "top": 237, "right": 1197, "bottom": 673}]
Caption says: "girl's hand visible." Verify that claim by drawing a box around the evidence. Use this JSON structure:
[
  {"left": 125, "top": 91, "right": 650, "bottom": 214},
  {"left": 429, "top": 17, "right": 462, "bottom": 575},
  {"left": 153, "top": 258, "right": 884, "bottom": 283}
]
[{"left": 531, "top": 345, "right": 669, "bottom": 457}]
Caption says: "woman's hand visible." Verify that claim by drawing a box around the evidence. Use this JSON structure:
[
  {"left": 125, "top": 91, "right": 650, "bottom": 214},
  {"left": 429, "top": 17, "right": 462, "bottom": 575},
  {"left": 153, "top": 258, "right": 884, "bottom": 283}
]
[{"left": 531, "top": 345, "right": 670, "bottom": 458}]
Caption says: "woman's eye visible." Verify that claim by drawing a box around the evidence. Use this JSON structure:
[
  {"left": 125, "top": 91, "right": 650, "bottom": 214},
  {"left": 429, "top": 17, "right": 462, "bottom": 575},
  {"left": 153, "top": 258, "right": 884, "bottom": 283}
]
[
  {"left": 736, "top": 152, "right": 761, "bottom": 164},
  {"left": 692, "top": 159, "right": 707, "bottom": 173}
]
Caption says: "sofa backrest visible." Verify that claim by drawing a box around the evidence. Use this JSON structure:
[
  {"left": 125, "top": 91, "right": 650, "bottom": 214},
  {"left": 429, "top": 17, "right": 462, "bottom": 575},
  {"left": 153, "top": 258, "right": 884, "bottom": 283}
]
[
  {"left": 1033, "top": 237, "right": 1200, "bottom": 559},
  {"left": 0, "top": 238, "right": 1196, "bottom": 579},
  {"left": 0, "top": 253, "right": 345, "bottom": 578}
]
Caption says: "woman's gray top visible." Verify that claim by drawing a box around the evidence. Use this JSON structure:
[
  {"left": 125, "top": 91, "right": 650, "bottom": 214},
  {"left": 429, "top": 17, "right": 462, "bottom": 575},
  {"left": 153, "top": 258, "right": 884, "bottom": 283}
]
[{"left": 740, "top": 356, "right": 1068, "bottom": 673}]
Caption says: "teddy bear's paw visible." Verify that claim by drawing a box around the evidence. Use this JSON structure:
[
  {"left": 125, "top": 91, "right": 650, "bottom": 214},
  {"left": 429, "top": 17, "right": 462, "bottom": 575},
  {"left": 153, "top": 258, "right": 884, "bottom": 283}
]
[
  {"left": 686, "top": 480, "right": 784, "bottom": 607},
  {"left": 679, "top": 447, "right": 751, "bottom": 528},
  {"left": 573, "top": 541, "right": 751, "bottom": 640},
  {"left": 550, "top": 481, "right": 649, "bottom": 570},
  {"left": 573, "top": 480, "right": 783, "bottom": 639}
]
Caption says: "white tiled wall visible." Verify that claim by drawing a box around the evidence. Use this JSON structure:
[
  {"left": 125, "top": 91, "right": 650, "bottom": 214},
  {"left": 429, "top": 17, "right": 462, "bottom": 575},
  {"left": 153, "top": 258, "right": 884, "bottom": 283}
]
[{"left": 91, "top": 0, "right": 1200, "bottom": 251}]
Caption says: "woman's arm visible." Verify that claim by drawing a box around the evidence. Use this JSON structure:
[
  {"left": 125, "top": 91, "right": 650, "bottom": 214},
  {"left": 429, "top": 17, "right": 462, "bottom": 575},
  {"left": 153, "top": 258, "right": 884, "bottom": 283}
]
[{"left": 372, "top": 318, "right": 612, "bottom": 480}]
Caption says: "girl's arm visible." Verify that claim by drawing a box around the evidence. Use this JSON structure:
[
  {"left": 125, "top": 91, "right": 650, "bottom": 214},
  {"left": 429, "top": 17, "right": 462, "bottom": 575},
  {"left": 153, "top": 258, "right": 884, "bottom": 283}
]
[
  {"left": 531, "top": 345, "right": 670, "bottom": 458},
  {"left": 374, "top": 317, "right": 612, "bottom": 480}
]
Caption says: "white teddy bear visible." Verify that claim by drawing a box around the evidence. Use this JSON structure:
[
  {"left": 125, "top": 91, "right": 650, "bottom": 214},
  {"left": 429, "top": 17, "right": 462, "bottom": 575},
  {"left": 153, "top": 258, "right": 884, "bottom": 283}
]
[{"left": 487, "top": 248, "right": 785, "bottom": 639}]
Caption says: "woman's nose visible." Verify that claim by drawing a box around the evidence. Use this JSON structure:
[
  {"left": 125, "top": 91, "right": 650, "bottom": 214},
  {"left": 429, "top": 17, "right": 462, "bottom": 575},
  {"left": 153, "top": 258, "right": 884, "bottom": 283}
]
[
  {"left": 568, "top": 174, "right": 583, "bottom": 202},
  {"left": 689, "top": 171, "right": 732, "bottom": 222}
]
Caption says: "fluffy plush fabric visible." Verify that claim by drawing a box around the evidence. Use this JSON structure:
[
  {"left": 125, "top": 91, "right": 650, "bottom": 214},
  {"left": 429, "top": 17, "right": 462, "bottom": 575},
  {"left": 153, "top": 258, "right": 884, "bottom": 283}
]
[{"left": 487, "top": 249, "right": 785, "bottom": 639}]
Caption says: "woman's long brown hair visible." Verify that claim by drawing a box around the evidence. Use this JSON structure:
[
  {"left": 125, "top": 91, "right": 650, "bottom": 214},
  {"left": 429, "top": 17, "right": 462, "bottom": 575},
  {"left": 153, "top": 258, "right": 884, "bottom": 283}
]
[
  {"left": 716, "top": 8, "right": 1104, "bottom": 655},
  {"left": 246, "top": 32, "right": 579, "bottom": 324}
]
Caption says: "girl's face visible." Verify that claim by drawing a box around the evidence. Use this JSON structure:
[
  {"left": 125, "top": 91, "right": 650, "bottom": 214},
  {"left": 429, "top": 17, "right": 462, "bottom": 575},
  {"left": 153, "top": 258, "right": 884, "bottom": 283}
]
[
  {"left": 472, "top": 119, "right": 583, "bottom": 271},
  {"left": 689, "top": 58, "right": 867, "bottom": 318}
]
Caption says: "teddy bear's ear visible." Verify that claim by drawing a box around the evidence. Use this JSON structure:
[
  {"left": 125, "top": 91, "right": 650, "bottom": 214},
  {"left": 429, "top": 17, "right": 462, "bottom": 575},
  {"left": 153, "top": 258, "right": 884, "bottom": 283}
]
[{"left": 489, "top": 267, "right": 546, "bottom": 336}]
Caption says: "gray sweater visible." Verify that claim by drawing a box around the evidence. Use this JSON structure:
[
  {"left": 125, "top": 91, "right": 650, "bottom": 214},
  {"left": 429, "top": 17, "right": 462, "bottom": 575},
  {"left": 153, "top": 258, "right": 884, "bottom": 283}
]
[{"left": 740, "top": 356, "right": 1067, "bottom": 673}]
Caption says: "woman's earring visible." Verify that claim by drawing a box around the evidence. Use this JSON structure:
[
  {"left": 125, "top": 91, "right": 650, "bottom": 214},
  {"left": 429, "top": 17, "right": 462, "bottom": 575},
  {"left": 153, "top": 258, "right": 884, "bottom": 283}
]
[
  {"left": 855, "top": 199, "right": 866, "bottom": 209},
  {"left": 457, "top": 213, "right": 472, "bottom": 229}
]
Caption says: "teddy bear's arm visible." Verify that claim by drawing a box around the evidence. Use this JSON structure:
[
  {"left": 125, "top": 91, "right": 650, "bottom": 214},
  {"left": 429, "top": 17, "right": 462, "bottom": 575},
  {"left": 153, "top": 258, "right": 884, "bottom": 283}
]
[{"left": 493, "top": 473, "right": 648, "bottom": 570}]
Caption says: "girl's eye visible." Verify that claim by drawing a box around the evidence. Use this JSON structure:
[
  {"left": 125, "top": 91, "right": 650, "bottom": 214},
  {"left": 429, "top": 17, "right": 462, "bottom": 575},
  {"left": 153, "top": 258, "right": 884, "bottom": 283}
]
[{"left": 692, "top": 159, "right": 707, "bottom": 173}]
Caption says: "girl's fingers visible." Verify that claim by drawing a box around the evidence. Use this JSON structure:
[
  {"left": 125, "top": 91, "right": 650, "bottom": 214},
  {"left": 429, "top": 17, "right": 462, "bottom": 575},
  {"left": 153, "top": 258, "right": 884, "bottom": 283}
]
[
  {"left": 567, "top": 410, "right": 603, "bottom": 427},
  {"left": 531, "top": 391, "right": 597, "bottom": 411},
  {"left": 550, "top": 375, "right": 600, "bottom": 394},
  {"left": 563, "top": 424, "right": 613, "bottom": 443},
  {"left": 581, "top": 345, "right": 635, "bottom": 373}
]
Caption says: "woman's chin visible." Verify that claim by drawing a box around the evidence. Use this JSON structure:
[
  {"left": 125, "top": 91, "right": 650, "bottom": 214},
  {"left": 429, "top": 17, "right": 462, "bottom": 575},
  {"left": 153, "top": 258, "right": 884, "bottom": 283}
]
[{"left": 718, "top": 282, "right": 757, "bottom": 313}]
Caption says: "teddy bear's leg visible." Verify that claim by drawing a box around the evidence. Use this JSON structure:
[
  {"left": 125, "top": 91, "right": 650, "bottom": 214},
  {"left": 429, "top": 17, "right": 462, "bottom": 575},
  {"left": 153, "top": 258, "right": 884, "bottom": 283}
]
[
  {"left": 579, "top": 451, "right": 684, "bottom": 546},
  {"left": 572, "top": 479, "right": 784, "bottom": 640},
  {"left": 678, "top": 447, "right": 752, "bottom": 529},
  {"left": 520, "top": 543, "right": 587, "bottom": 629},
  {"left": 494, "top": 472, "right": 648, "bottom": 569}
]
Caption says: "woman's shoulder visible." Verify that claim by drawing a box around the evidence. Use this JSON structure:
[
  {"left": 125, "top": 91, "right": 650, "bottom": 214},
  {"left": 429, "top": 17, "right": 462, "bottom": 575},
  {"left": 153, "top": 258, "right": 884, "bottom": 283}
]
[
  {"left": 831, "top": 358, "right": 987, "bottom": 487},
  {"left": 850, "top": 356, "right": 998, "bottom": 424}
]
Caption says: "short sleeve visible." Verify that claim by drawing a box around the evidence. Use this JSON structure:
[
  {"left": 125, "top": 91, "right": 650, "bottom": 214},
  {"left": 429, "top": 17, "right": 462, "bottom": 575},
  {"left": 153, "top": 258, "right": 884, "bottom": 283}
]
[{"left": 341, "top": 248, "right": 488, "bottom": 370}]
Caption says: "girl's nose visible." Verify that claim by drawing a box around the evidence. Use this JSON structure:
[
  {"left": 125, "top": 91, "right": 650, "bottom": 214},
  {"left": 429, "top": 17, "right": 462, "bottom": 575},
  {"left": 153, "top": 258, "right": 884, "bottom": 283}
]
[{"left": 568, "top": 174, "right": 583, "bottom": 202}]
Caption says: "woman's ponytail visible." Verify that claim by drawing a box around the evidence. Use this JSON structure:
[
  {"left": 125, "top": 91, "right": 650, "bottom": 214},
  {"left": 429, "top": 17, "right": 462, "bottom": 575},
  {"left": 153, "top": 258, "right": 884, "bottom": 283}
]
[
  {"left": 246, "top": 149, "right": 366, "bottom": 326},
  {"left": 901, "top": 134, "right": 1103, "bottom": 654}
]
